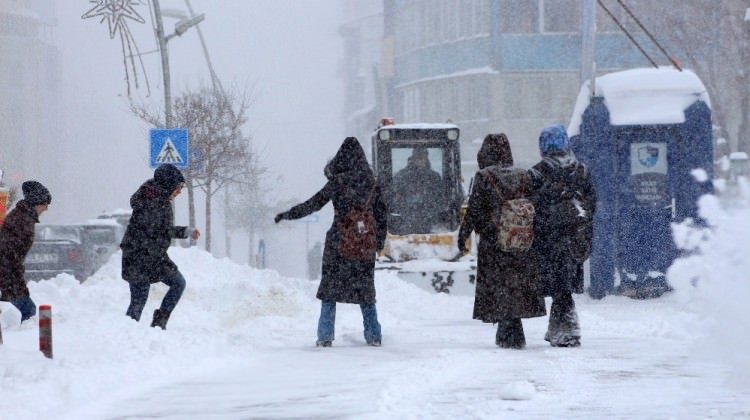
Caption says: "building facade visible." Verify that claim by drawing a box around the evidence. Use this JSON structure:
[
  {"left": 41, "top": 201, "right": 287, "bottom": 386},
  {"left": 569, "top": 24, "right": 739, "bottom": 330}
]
[
  {"left": 341, "top": 0, "right": 660, "bottom": 173},
  {"left": 0, "top": 0, "right": 60, "bottom": 187},
  {"left": 339, "top": 0, "right": 386, "bottom": 150}
]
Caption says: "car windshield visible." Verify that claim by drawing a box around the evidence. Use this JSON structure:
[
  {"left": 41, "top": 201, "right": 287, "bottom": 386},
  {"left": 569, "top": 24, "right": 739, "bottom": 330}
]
[
  {"left": 36, "top": 226, "right": 82, "bottom": 244},
  {"left": 388, "top": 146, "right": 450, "bottom": 234},
  {"left": 86, "top": 228, "right": 116, "bottom": 245}
]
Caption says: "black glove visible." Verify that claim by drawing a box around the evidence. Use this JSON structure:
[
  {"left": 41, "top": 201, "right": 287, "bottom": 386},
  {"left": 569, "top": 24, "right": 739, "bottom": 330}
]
[{"left": 274, "top": 213, "right": 285, "bottom": 224}]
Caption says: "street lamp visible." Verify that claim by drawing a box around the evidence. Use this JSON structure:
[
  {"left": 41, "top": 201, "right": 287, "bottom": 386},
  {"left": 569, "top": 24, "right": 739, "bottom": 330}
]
[{"left": 151, "top": 0, "right": 204, "bottom": 129}]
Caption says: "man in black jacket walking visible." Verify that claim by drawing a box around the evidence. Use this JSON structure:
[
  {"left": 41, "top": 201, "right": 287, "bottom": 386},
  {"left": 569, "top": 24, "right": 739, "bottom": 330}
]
[{"left": 120, "top": 164, "right": 200, "bottom": 329}]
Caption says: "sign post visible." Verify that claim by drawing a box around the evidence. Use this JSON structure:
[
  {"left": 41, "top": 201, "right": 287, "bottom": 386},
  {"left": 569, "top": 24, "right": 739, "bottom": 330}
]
[{"left": 150, "top": 128, "right": 189, "bottom": 169}]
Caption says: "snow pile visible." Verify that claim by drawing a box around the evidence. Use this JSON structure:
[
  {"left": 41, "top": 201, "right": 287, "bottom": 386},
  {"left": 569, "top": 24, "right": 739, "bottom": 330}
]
[
  {"left": 1, "top": 210, "right": 750, "bottom": 417},
  {"left": 0, "top": 248, "right": 318, "bottom": 419},
  {"left": 669, "top": 192, "right": 750, "bottom": 385},
  {"left": 498, "top": 381, "right": 536, "bottom": 401}
]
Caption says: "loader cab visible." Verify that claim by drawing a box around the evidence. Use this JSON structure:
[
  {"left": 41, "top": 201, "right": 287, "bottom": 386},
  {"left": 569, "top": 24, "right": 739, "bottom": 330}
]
[{"left": 372, "top": 122, "right": 464, "bottom": 235}]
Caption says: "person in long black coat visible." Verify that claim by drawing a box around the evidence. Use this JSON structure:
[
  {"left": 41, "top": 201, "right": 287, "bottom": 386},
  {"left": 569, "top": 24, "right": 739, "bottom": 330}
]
[
  {"left": 458, "top": 134, "right": 546, "bottom": 349},
  {"left": 120, "top": 164, "right": 200, "bottom": 329},
  {"left": 529, "top": 124, "right": 596, "bottom": 347},
  {"left": 275, "top": 137, "right": 388, "bottom": 347},
  {"left": 0, "top": 181, "right": 51, "bottom": 322}
]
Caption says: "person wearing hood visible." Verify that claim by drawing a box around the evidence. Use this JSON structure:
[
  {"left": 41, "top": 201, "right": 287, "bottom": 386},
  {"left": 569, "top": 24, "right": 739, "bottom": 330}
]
[
  {"left": 0, "top": 181, "right": 51, "bottom": 321},
  {"left": 389, "top": 147, "right": 443, "bottom": 234},
  {"left": 120, "top": 164, "right": 200, "bottom": 330},
  {"left": 275, "top": 137, "right": 388, "bottom": 347},
  {"left": 458, "top": 134, "right": 546, "bottom": 349},
  {"left": 529, "top": 124, "right": 596, "bottom": 347}
]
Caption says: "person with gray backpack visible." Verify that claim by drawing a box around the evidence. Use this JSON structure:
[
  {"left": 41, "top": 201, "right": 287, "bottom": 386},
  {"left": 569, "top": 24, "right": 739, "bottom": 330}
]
[
  {"left": 458, "top": 133, "right": 546, "bottom": 349},
  {"left": 529, "top": 124, "right": 596, "bottom": 348}
]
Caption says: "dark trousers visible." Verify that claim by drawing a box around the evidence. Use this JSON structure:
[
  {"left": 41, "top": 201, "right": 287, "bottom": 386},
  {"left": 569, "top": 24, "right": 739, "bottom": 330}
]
[
  {"left": 126, "top": 270, "right": 186, "bottom": 321},
  {"left": 10, "top": 296, "right": 37, "bottom": 321}
]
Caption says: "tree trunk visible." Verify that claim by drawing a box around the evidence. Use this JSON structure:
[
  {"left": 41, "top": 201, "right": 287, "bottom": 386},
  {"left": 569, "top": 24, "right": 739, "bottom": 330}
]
[
  {"left": 205, "top": 184, "right": 212, "bottom": 253},
  {"left": 247, "top": 218, "right": 256, "bottom": 266},
  {"left": 224, "top": 188, "right": 231, "bottom": 258},
  {"left": 187, "top": 178, "right": 196, "bottom": 231}
]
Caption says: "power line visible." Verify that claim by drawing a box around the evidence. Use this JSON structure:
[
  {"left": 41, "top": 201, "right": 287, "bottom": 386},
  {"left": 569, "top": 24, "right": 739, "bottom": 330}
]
[
  {"left": 615, "top": 0, "right": 683, "bottom": 71},
  {"left": 597, "top": 0, "right": 658, "bottom": 68}
]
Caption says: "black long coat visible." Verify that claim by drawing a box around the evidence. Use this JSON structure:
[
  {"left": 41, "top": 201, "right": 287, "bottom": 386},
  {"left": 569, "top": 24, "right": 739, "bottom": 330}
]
[
  {"left": 280, "top": 138, "right": 387, "bottom": 304},
  {"left": 459, "top": 134, "right": 546, "bottom": 322},
  {"left": 529, "top": 153, "right": 596, "bottom": 296},
  {"left": 120, "top": 180, "right": 188, "bottom": 284},
  {"left": 0, "top": 200, "right": 38, "bottom": 301}
]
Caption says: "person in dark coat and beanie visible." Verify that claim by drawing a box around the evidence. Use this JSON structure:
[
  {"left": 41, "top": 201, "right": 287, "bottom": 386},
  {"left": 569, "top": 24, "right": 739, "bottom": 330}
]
[
  {"left": 458, "top": 134, "right": 546, "bottom": 349},
  {"left": 275, "top": 137, "right": 388, "bottom": 347},
  {"left": 0, "top": 181, "right": 51, "bottom": 321},
  {"left": 120, "top": 164, "right": 200, "bottom": 329},
  {"left": 529, "top": 124, "right": 596, "bottom": 347}
]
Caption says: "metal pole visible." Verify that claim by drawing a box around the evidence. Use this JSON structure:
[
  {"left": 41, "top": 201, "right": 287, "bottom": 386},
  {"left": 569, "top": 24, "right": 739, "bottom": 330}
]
[
  {"left": 305, "top": 223, "right": 310, "bottom": 260},
  {"left": 581, "top": 0, "right": 597, "bottom": 91},
  {"left": 152, "top": 0, "right": 172, "bottom": 128}
]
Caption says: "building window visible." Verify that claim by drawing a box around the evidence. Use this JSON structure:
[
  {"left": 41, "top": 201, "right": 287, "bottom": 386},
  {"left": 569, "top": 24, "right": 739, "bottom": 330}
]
[
  {"left": 403, "top": 87, "right": 421, "bottom": 122},
  {"left": 543, "top": 0, "right": 580, "bottom": 33},
  {"left": 498, "top": 0, "right": 538, "bottom": 34}
]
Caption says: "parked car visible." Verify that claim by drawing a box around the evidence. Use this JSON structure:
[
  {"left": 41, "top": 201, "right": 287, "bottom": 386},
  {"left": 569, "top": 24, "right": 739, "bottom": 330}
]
[
  {"left": 24, "top": 221, "right": 123, "bottom": 282},
  {"left": 96, "top": 209, "right": 132, "bottom": 231}
]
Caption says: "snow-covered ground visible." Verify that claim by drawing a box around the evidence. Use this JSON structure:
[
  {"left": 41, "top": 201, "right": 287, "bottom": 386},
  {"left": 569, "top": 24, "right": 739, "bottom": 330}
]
[{"left": 1, "top": 194, "right": 750, "bottom": 419}]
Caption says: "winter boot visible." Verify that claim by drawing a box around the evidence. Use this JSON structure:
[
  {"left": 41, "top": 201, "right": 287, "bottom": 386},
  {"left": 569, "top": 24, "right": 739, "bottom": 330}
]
[
  {"left": 316, "top": 340, "right": 332, "bottom": 347},
  {"left": 126, "top": 308, "right": 141, "bottom": 322},
  {"left": 367, "top": 339, "right": 382, "bottom": 347},
  {"left": 547, "top": 294, "right": 580, "bottom": 347},
  {"left": 496, "top": 319, "right": 526, "bottom": 349},
  {"left": 150, "top": 309, "right": 172, "bottom": 330}
]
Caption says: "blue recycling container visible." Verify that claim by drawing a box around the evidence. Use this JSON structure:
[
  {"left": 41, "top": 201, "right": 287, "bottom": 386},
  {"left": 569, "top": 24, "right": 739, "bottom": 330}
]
[{"left": 569, "top": 68, "right": 713, "bottom": 298}]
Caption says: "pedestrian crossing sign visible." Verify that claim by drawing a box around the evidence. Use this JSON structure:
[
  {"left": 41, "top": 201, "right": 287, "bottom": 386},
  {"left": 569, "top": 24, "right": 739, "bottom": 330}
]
[{"left": 150, "top": 128, "right": 189, "bottom": 169}]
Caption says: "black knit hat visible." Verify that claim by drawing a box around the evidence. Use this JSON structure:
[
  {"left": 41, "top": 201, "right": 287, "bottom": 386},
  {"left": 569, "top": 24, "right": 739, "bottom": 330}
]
[
  {"left": 22, "top": 180, "right": 52, "bottom": 206},
  {"left": 154, "top": 164, "right": 185, "bottom": 193}
]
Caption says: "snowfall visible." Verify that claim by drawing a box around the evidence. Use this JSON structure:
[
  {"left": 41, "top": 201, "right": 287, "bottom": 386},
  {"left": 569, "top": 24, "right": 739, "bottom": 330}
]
[{"left": 1, "top": 188, "right": 750, "bottom": 419}]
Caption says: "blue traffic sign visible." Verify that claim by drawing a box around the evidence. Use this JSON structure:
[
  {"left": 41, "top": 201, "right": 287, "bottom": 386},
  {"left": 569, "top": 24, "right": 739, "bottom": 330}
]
[{"left": 150, "top": 128, "right": 189, "bottom": 169}]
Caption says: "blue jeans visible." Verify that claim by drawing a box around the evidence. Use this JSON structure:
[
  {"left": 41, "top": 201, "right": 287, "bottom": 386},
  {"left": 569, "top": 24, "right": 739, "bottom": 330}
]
[
  {"left": 126, "top": 270, "right": 186, "bottom": 321},
  {"left": 10, "top": 296, "right": 37, "bottom": 322},
  {"left": 317, "top": 300, "right": 382, "bottom": 343}
]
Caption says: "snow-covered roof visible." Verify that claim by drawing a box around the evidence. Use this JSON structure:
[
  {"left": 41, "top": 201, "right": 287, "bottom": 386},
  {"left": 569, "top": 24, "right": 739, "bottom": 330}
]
[
  {"left": 380, "top": 123, "right": 458, "bottom": 130},
  {"left": 568, "top": 67, "right": 710, "bottom": 137}
]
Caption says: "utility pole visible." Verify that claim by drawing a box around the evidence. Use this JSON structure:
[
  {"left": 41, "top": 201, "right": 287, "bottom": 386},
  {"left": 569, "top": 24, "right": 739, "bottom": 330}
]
[
  {"left": 581, "top": 0, "right": 597, "bottom": 93},
  {"left": 152, "top": 0, "right": 172, "bottom": 128}
]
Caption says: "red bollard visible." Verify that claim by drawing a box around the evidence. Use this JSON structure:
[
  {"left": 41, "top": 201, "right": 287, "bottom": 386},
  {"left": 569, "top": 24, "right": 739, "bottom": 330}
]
[{"left": 39, "top": 305, "right": 53, "bottom": 359}]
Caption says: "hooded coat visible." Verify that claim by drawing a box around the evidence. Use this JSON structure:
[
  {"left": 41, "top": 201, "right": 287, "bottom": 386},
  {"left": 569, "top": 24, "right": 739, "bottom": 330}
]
[
  {"left": 529, "top": 151, "right": 596, "bottom": 296},
  {"left": 279, "top": 138, "right": 388, "bottom": 304},
  {"left": 120, "top": 175, "right": 188, "bottom": 284},
  {"left": 458, "top": 134, "right": 546, "bottom": 322},
  {"left": 0, "top": 200, "right": 38, "bottom": 301}
]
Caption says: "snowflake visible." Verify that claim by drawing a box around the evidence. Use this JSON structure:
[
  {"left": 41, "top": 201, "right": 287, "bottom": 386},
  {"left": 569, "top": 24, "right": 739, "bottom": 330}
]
[{"left": 82, "top": 0, "right": 146, "bottom": 39}]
